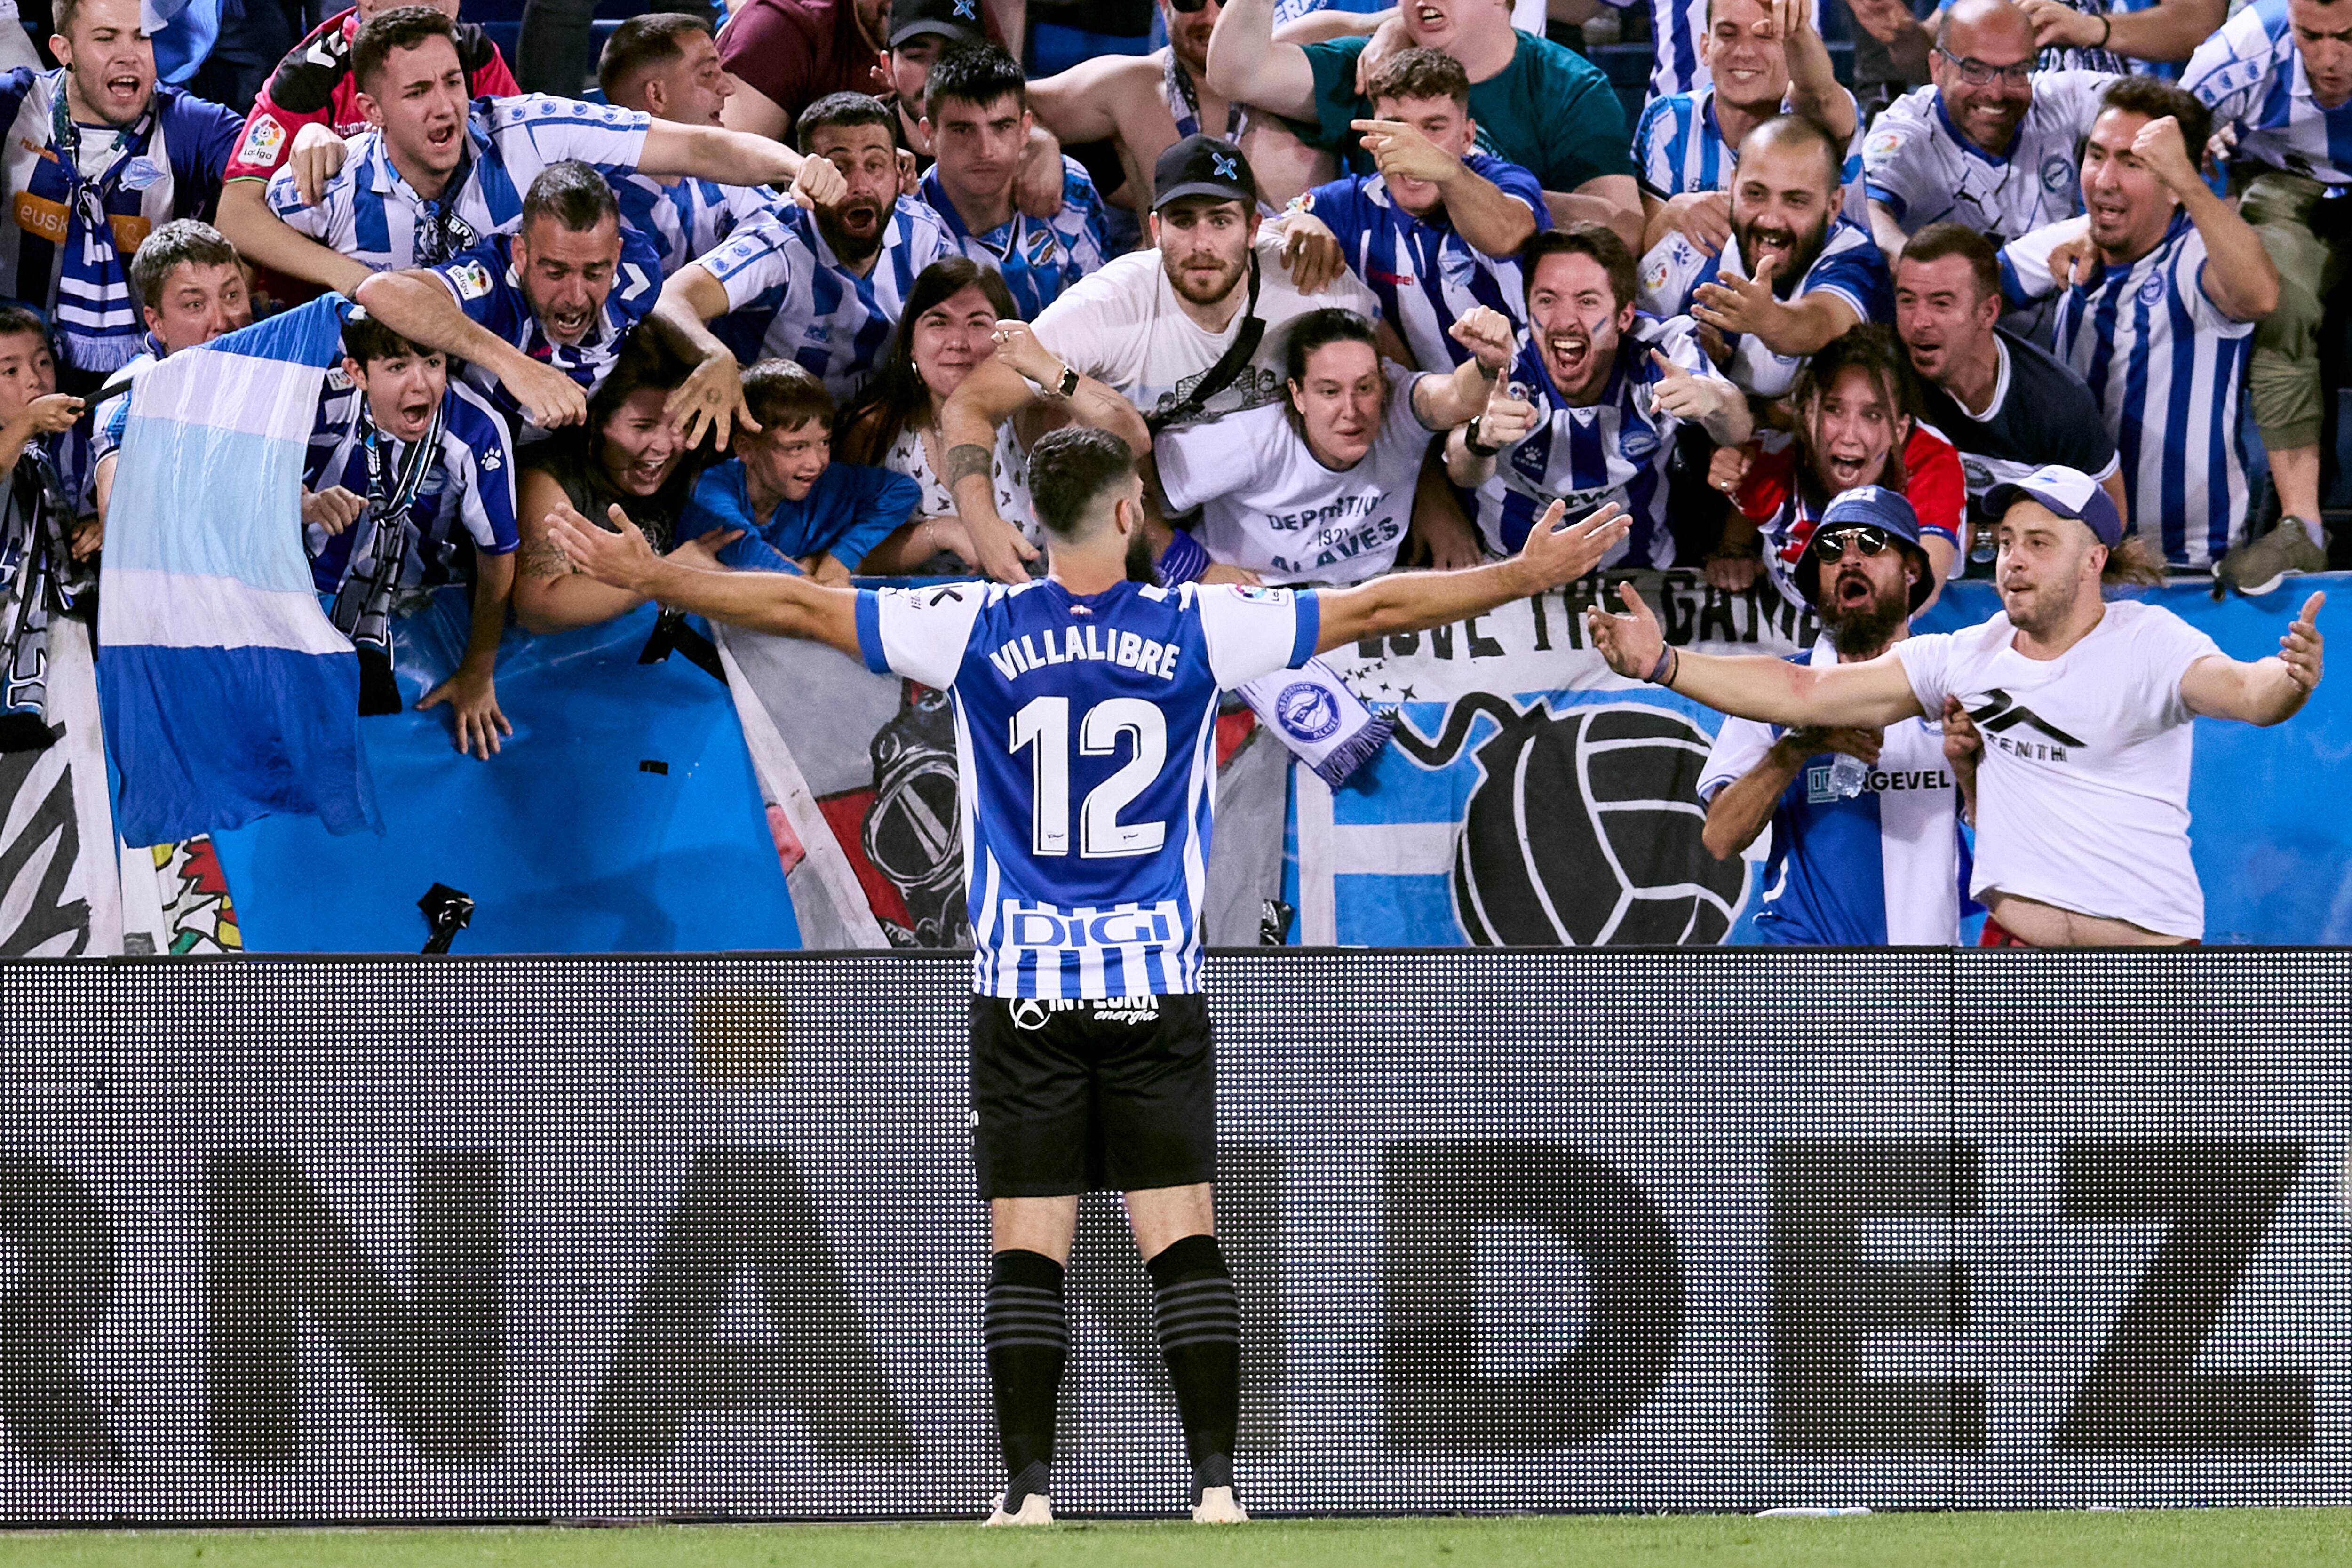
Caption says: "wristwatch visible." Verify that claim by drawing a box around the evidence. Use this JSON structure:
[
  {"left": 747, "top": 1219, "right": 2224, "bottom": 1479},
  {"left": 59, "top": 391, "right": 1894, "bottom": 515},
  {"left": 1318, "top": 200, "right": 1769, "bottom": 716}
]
[
  {"left": 1463, "top": 416, "right": 1501, "bottom": 458},
  {"left": 1053, "top": 363, "right": 1081, "bottom": 399}
]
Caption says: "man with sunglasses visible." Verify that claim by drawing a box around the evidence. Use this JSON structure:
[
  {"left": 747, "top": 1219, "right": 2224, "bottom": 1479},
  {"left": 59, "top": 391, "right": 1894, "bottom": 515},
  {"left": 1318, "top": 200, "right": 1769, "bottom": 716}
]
[
  {"left": 1697, "top": 486, "right": 1973, "bottom": 946},
  {"left": 1859, "top": 0, "right": 2113, "bottom": 264}
]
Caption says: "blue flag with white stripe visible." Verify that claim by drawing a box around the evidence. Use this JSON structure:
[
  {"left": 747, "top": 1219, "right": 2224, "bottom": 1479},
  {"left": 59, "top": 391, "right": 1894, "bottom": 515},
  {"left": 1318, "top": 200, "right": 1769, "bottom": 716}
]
[
  {"left": 97, "top": 294, "right": 379, "bottom": 846},
  {"left": 142, "top": 0, "right": 223, "bottom": 85}
]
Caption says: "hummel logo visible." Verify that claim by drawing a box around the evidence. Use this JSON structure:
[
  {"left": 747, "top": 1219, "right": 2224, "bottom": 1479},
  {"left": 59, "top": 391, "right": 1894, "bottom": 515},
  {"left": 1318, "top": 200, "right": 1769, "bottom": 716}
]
[
  {"left": 1211, "top": 151, "right": 1240, "bottom": 181},
  {"left": 1968, "top": 689, "right": 2086, "bottom": 748}
]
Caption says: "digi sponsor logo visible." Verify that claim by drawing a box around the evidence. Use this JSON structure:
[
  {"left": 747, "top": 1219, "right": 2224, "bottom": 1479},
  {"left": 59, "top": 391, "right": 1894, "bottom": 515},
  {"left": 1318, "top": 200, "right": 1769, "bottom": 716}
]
[{"left": 1001, "top": 900, "right": 1180, "bottom": 950}]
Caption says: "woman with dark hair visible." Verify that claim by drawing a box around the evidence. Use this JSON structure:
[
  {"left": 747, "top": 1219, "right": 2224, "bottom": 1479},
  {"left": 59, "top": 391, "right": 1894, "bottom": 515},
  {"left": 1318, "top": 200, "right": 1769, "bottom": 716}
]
[
  {"left": 835, "top": 257, "right": 1052, "bottom": 574},
  {"left": 514, "top": 334, "right": 732, "bottom": 632}
]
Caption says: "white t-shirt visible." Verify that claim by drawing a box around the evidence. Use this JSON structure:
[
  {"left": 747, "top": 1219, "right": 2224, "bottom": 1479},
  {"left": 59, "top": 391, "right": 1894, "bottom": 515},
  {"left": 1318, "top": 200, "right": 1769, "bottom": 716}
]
[
  {"left": 1154, "top": 364, "right": 1436, "bottom": 585},
  {"left": 1030, "top": 231, "right": 1382, "bottom": 432},
  {"left": 1894, "top": 600, "right": 2222, "bottom": 939}
]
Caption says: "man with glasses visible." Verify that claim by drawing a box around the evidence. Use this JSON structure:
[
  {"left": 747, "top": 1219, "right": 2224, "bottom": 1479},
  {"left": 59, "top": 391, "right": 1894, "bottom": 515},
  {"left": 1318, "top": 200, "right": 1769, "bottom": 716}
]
[
  {"left": 1859, "top": 0, "right": 2113, "bottom": 263},
  {"left": 1697, "top": 486, "right": 1973, "bottom": 946}
]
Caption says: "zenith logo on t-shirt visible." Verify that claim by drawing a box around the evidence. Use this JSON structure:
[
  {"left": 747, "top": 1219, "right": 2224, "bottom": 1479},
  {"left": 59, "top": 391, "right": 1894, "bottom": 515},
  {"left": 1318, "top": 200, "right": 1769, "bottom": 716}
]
[{"left": 1968, "top": 689, "right": 2086, "bottom": 761}]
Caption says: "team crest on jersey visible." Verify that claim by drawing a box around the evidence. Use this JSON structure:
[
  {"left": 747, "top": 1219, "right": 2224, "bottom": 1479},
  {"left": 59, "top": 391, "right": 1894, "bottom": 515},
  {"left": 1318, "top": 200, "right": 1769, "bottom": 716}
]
[
  {"left": 446, "top": 260, "right": 495, "bottom": 300},
  {"left": 2137, "top": 273, "right": 2166, "bottom": 304},
  {"left": 2039, "top": 154, "right": 2072, "bottom": 193},
  {"left": 1024, "top": 228, "right": 1060, "bottom": 266},
  {"left": 1619, "top": 420, "right": 1661, "bottom": 462},
  {"left": 238, "top": 115, "right": 286, "bottom": 168}
]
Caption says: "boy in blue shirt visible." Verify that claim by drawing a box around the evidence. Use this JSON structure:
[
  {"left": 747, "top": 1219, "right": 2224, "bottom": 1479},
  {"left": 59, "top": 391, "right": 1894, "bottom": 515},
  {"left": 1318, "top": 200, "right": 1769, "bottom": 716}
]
[{"left": 677, "top": 360, "right": 919, "bottom": 582}]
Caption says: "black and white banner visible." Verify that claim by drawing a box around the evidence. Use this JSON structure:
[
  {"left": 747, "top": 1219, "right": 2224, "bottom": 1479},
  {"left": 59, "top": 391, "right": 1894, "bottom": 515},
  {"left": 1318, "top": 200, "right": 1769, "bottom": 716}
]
[{"left": 0, "top": 951, "right": 2344, "bottom": 1523}]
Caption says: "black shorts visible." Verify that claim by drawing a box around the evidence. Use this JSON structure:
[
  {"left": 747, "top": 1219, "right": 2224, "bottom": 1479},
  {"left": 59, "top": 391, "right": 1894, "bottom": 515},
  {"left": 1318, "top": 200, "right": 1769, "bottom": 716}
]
[{"left": 969, "top": 992, "right": 1216, "bottom": 1199}]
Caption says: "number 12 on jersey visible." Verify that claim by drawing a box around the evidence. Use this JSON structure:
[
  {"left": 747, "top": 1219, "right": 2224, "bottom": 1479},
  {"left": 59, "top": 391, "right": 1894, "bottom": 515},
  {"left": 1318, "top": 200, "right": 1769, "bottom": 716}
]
[{"left": 1009, "top": 695, "right": 1168, "bottom": 859}]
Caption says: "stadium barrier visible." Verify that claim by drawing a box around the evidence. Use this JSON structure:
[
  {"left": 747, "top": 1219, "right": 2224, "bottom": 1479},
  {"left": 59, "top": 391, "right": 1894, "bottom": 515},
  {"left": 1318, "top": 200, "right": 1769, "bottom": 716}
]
[{"left": 1, "top": 949, "right": 2344, "bottom": 1523}]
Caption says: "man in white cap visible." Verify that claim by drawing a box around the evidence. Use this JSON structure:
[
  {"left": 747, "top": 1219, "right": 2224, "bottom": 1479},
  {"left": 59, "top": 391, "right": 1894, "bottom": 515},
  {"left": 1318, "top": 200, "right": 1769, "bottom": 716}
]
[{"left": 1588, "top": 464, "right": 2326, "bottom": 947}]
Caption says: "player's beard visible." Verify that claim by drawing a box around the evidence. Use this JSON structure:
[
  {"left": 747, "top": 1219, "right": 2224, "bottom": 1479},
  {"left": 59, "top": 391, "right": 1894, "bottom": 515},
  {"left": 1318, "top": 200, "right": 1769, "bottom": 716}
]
[
  {"left": 1125, "top": 525, "right": 1158, "bottom": 582},
  {"left": 1823, "top": 567, "right": 1909, "bottom": 658}
]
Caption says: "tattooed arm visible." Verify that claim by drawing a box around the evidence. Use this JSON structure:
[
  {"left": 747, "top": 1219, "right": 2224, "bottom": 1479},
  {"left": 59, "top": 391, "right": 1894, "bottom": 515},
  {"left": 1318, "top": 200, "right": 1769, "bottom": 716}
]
[{"left": 510, "top": 468, "right": 743, "bottom": 634}]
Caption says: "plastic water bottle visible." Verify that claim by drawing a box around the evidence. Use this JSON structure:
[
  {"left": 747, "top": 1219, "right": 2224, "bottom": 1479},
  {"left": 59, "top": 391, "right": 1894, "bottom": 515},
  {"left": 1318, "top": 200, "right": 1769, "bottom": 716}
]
[{"left": 1828, "top": 752, "right": 1869, "bottom": 799}]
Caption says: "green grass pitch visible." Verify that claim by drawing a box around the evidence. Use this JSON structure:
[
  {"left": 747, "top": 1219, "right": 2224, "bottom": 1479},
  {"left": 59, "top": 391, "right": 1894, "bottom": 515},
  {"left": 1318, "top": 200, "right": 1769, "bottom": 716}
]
[{"left": 8, "top": 1513, "right": 2349, "bottom": 1568}]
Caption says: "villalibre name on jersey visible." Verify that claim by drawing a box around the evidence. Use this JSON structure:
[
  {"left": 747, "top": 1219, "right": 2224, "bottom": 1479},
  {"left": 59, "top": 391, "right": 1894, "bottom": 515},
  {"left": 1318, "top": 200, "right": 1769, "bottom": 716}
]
[{"left": 986, "top": 623, "right": 1184, "bottom": 682}]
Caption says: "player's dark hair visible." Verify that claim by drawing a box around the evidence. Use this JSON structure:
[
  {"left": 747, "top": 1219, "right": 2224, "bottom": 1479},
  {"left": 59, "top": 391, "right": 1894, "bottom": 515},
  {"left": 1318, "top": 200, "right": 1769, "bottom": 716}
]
[
  {"left": 2099, "top": 76, "right": 2212, "bottom": 161},
  {"left": 342, "top": 311, "right": 436, "bottom": 367},
  {"left": 743, "top": 359, "right": 837, "bottom": 434},
  {"left": 1028, "top": 426, "right": 1136, "bottom": 542},
  {"left": 129, "top": 219, "right": 239, "bottom": 313},
  {"left": 353, "top": 6, "right": 463, "bottom": 96},
  {"left": 1519, "top": 223, "right": 1637, "bottom": 313},
  {"left": 836, "top": 256, "right": 1021, "bottom": 465},
  {"left": 1362, "top": 47, "right": 1470, "bottom": 110},
  {"left": 924, "top": 40, "right": 1027, "bottom": 119},
  {"left": 521, "top": 160, "right": 620, "bottom": 236},
  {"left": 0, "top": 304, "right": 51, "bottom": 347},
  {"left": 1738, "top": 111, "right": 1844, "bottom": 191},
  {"left": 596, "top": 11, "right": 713, "bottom": 106},
  {"left": 798, "top": 91, "right": 896, "bottom": 151},
  {"left": 1791, "top": 324, "right": 1923, "bottom": 510},
  {"left": 1897, "top": 221, "right": 2002, "bottom": 304}
]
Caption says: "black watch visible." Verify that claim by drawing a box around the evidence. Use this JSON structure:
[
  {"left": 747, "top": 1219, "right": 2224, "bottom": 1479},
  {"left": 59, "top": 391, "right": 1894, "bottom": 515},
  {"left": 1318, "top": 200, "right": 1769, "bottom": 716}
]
[{"left": 1463, "top": 416, "right": 1501, "bottom": 458}]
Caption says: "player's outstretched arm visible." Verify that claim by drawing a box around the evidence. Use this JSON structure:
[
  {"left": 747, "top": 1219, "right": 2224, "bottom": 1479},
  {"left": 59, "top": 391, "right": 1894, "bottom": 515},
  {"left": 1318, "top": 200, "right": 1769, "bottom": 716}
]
[
  {"left": 547, "top": 501, "right": 864, "bottom": 660},
  {"left": 2182, "top": 591, "right": 2324, "bottom": 726},
  {"left": 1312, "top": 499, "right": 1629, "bottom": 653},
  {"left": 1586, "top": 581, "right": 1925, "bottom": 728}
]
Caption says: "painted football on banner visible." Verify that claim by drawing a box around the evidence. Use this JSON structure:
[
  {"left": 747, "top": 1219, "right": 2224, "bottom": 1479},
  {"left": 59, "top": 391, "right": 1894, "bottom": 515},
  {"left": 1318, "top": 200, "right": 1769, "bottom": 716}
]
[{"left": 1449, "top": 702, "right": 1746, "bottom": 946}]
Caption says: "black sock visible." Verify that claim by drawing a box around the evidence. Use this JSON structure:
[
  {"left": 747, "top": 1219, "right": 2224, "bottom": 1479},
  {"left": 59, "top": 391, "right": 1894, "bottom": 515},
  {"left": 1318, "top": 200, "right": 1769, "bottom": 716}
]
[
  {"left": 1146, "top": 1232, "right": 1240, "bottom": 1499},
  {"left": 985, "top": 1249, "right": 1066, "bottom": 1507}
]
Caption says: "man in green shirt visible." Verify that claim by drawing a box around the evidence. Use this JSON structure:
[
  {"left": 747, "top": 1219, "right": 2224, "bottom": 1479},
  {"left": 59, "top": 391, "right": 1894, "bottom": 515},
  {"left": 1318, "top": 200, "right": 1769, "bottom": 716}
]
[{"left": 1205, "top": 0, "right": 1641, "bottom": 250}]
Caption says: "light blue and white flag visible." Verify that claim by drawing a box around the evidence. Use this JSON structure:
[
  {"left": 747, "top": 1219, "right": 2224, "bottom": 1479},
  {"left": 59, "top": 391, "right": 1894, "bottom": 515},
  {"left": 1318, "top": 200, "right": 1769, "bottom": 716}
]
[
  {"left": 97, "top": 294, "right": 378, "bottom": 846},
  {"left": 142, "top": 0, "right": 223, "bottom": 86}
]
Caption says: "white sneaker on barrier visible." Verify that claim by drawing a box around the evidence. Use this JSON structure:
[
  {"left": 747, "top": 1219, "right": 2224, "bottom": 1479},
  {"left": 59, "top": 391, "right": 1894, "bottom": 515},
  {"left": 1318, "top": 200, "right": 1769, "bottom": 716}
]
[
  {"left": 1192, "top": 1485, "right": 1248, "bottom": 1523},
  {"left": 984, "top": 1491, "right": 1053, "bottom": 1526}
]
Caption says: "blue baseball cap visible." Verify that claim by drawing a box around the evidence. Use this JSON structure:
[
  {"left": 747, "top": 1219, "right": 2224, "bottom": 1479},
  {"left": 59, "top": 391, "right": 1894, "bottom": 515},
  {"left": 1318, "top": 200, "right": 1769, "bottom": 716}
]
[
  {"left": 1985, "top": 464, "right": 2123, "bottom": 548},
  {"left": 1793, "top": 484, "right": 1935, "bottom": 613}
]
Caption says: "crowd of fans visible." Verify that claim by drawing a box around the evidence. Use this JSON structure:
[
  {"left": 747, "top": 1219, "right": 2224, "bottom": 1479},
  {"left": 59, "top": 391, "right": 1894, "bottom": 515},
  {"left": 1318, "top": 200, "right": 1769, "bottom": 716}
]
[{"left": 0, "top": 0, "right": 2339, "bottom": 771}]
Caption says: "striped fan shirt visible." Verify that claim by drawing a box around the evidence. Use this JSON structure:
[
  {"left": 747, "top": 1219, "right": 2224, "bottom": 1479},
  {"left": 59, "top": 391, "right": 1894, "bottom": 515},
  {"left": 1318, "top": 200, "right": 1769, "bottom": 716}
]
[
  {"left": 696, "top": 198, "right": 956, "bottom": 398},
  {"left": 2001, "top": 211, "right": 2252, "bottom": 569},
  {"left": 265, "top": 95, "right": 652, "bottom": 271},
  {"left": 1469, "top": 314, "right": 1725, "bottom": 568},
  {"left": 302, "top": 373, "right": 519, "bottom": 595},
  {"left": 429, "top": 228, "right": 663, "bottom": 438},
  {"left": 1621, "top": 0, "right": 1826, "bottom": 102},
  {"left": 1294, "top": 154, "right": 1549, "bottom": 374},
  {"left": 613, "top": 173, "right": 782, "bottom": 277},
  {"left": 920, "top": 160, "right": 1109, "bottom": 320},
  {"left": 2185, "top": 0, "right": 2352, "bottom": 186},
  {"left": 1861, "top": 72, "right": 2112, "bottom": 242}
]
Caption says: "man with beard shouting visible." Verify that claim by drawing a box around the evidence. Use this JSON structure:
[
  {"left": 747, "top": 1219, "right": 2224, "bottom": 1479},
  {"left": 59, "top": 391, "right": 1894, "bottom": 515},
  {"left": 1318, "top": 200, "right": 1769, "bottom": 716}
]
[
  {"left": 1637, "top": 112, "right": 1891, "bottom": 398},
  {"left": 1698, "top": 485, "right": 1976, "bottom": 946},
  {"left": 652, "top": 93, "right": 957, "bottom": 427},
  {"left": 1590, "top": 465, "right": 2327, "bottom": 947}
]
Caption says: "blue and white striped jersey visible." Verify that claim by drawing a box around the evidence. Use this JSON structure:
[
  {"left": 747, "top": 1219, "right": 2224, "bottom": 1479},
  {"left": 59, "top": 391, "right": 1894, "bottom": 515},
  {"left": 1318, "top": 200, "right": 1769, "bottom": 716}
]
[
  {"left": 0, "top": 70, "right": 243, "bottom": 374},
  {"left": 1634, "top": 87, "right": 1867, "bottom": 224},
  {"left": 1635, "top": 217, "right": 1891, "bottom": 397},
  {"left": 266, "top": 95, "right": 652, "bottom": 271},
  {"left": 302, "top": 373, "right": 519, "bottom": 594},
  {"left": 1861, "top": 72, "right": 2111, "bottom": 242},
  {"left": 920, "top": 160, "right": 1109, "bottom": 320},
  {"left": 613, "top": 172, "right": 782, "bottom": 276},
  {"left": 697, "top": 198, "right": 956, "bottom": 398},
  {"left": 856, "top": 577, "right": 1319, "bottom": 998},
  {"left": 1700, "top": 637, "right": 1967, "bottom": 946},
  {"left": 1612, "top": 0, "right": 1826, "bottom": 101},
  {"left": 1469, "top": 314, "right": 1722, "bottom": 568},
  {"left": 430, "top": 228, "right": 662, "bottom": 437},
  {"left": 2002, "top": 211, "right": 2253, "bottom": 570},
  {"left": 1295, "top": 154, "right": 1549, "bottom": 374},
  {"left": 2185, "top": 0, "right": 2352, "bottom": 186}
]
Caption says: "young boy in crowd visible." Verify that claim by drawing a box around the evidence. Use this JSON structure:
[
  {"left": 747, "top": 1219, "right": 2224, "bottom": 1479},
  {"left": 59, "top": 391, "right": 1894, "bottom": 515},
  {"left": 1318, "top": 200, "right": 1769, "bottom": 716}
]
[
  {"left": 675, "top": 360, "right": 920, "bottom": 583},
  {"left": 303, "top": 311, "right": 521, "bottom": 759}
]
